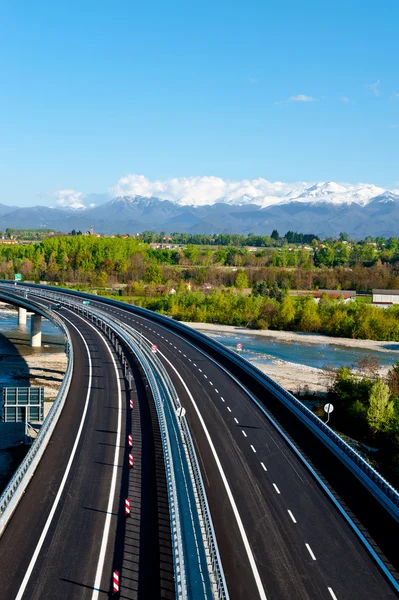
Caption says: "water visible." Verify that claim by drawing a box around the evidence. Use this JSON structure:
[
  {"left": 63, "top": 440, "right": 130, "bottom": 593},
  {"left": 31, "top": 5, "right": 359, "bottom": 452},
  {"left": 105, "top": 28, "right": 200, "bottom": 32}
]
[
  {"left": 0, "top": 308, "right": 65, "bottom": 388},
  {"left": 207, "top": 331, "right": 399, "bottom": 370}
]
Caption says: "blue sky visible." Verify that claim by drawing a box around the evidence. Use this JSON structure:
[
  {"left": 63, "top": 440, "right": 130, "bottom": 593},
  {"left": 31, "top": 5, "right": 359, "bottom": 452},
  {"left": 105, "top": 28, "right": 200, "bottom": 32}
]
[{"left": 0, "top": 0, "right": 398, "bottom": 206}]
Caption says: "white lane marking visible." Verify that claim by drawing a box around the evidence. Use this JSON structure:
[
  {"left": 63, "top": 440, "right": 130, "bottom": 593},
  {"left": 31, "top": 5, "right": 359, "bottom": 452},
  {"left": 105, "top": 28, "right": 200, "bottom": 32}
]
[
  {"left": 220, "top": 397, "right": 225, "bottom": 402},
  {"left": 227, "top": 406, "right": 232, "bottom": 412},
  {"left": 215, "top": 389, "right": 219, "bottom": 394},
  {"left": 183, "top": 354, "right": 186, "bottom": 358},
  {"left": 198, "top": 368, "right": 202, "bottom": 373},
  {"left": 328, "top": 588, "right": 338, "bottom": 600},
  {"left": 287, "top": 510, "right": 297, "bottom": 524},
  {"left": 203, "top": 374, "right": 207, "bottom": 379},
  {"left": 234, "top": 417, "right": 239, "bottom": 424},
  {"left": 178, "top": 350, "right": 182, "bottom": 353},
  {"left": 305, "top": 543, "right": 316, "bottom": 561},
  {"left": 188, "top": 358, "right": 192, "bottom": 362},
  {"left": 169, "top": 342, "right": 173, "bottom": 345},
  {"left": 273, "top": 483, "right": 281, "bottom": 495},
  {"left": 88, "top": 324, "right": 123, "bottom": 599},
  {"left": 209, "top": 381, "right": 213, "bottom": 386},
  {"left": 174, "top": 345, "right": 177, "bottom": 349},
  {"left": 250, "top": 445, "right": 256, "bottom": 453},
  {"left": 261, "top": 462, "right": 267, "bottom": 471},
  {"left": 242, "top": 430, "right": 247, "bottom": 438},
  {"left": 193, "top": 363, "right": 197, "bottom": 367},
  {"left": 148, "top": 346, "right": 268, "bottom": 600},
  {"left": 14, "top": 315, "right": 90, "bottom": 600}
]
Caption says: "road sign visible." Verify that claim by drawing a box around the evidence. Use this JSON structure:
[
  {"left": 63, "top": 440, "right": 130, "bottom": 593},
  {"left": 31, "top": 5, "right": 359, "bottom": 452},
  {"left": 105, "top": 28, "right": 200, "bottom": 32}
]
[
  {"left": 176, "top": 406, "right": 186, "bottom": 419},
  {"left": 151, "top": 344, "right": 158, "bottom": 353},
  {"left": 324, "top": 402, "right": 334, "bottom": 424},
  {"left": 236, "top": 343, "right": 243, "bottom": 351},
  {"left": 14, "top": 273, "right": 21, "bottom": 281}
]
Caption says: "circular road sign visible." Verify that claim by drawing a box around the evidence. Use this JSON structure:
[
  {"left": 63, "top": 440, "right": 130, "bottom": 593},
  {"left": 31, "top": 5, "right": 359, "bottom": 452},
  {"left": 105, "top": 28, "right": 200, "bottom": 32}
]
[
  {"left": 151, "top": 344, "right": 158, "bottom": 353},
  {"left": 236, "top": 343, "right": 243, "bottom": 351},
  {"left": 324, "top": 403, "right": 334, "bottom": 414}
]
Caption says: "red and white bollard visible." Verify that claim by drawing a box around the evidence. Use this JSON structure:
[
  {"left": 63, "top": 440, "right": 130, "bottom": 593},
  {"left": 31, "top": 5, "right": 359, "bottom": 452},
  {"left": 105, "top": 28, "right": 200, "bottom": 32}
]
[
  {"left": 128, "top": 434, "right": 133, "bottom": 447},
  {"left": 112, "top": 570, "right": 119, "bottom": 594},
  {"left": 125, "top": 498, "right": 130, "bottom": 516},
  {"left": 129, "top": 398, "right": 133, "bottom": 410},
  {"left": 129, "top": 453, "right": 134, "bottom": 468}
]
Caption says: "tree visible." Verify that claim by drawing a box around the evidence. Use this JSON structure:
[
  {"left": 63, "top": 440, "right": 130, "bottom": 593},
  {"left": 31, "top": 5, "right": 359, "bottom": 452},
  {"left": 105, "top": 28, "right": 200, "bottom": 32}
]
[
  {"left": 271, "top": 229, "right": 279, "bottom": 241},
  {"left": 367, "top": 379, "right": 395, "bottom": 433},
  {"left": 234, "top": 270, "right": 248, "bottom": 290}
]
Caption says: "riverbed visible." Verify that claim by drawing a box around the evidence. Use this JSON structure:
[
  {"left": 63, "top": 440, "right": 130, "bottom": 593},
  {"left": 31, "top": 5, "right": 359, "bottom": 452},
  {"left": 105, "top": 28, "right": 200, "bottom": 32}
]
[{"left": 182, "top": 323, "right": 399, "bottom": 393}]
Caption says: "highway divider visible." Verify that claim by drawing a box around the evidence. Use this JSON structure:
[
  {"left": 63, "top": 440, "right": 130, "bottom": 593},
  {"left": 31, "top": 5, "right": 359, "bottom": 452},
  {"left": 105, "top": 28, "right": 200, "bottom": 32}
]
[{"left": 65, "top": 297, "right": 229, "bottom": 600}]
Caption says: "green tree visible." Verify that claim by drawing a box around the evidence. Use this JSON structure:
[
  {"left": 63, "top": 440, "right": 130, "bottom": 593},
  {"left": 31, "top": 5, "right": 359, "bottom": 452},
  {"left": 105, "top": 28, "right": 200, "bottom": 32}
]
[
  {"left": 235, "top": 270, "right": 248, "bottom": 290},
  {"left": 271, "top": 229, "right": 279, "bottom": 241},
  {"left": 367, "top": 379, "right": 395, "bottom": 433}
]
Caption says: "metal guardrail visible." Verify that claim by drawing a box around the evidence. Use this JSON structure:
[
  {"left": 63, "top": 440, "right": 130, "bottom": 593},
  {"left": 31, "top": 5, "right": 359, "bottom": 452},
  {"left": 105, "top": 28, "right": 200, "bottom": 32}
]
[
  {"left": 0, "top": 291, "right": 73, "bottom": 537},
  {"left": 62, "top": 297, "right": 227, "bottom": 599},
  {"left": 14, "top": 283, "right": 399, "bottom": 521}
]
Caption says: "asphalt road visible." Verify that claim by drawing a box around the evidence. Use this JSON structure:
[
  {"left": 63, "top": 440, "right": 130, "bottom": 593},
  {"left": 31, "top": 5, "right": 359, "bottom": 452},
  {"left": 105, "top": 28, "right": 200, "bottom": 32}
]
[
  {"left": 0, "top": 305, "right": 174, "bottom": 599},
  {"left": 3, "top": 286, "right": 399, "bottom": 600},
  {"left": 93, "top": 300, "right": 399, "bottom": 600}
]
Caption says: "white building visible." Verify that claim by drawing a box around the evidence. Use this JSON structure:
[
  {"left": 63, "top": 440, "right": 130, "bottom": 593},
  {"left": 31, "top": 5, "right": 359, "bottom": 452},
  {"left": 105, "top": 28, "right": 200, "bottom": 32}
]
[{"left": 372, "top": 289, "right": 399, "bottom": 307}]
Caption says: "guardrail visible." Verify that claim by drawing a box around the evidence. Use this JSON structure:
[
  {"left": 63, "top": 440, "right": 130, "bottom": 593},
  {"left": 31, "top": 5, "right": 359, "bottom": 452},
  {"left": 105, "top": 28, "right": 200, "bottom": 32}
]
[
  {"left": 64, "top": 297, "right": 228, "bottom": 599},
  {"left": 14, "top": 283, "right": 399, "bottom": 523},
  {"left": 0, "top": 291, "right": 73, "bottom": 538}
]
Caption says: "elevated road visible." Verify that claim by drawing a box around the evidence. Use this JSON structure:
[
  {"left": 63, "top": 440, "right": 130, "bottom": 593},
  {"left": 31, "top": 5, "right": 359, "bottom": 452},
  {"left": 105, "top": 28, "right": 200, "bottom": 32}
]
[
  {"left": 0, "top": 304, "right": 174, "bottom": 599},
  {"left": 1, "top": 284, "right": 399, "bottom": 599}
]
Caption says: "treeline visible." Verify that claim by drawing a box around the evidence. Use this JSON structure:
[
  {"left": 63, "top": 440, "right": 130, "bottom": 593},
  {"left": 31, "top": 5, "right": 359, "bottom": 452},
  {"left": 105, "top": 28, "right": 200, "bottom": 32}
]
[
  {"left": 1, "top": 236, "right": 399, "bottom": 292},
  {"left": 140, "top": 230, "right": 319, "bottom": 247},
  {"left": 131, "top": 290, "right": 399, "bottom": 341}
]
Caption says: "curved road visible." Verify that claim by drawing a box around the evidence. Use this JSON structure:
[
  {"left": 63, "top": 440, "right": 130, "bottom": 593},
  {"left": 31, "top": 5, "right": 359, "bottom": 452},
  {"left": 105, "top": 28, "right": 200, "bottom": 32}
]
[
  {"left": 1, "top": 285, "right": 399, "bottom": 599},
  {"left": 0, "top": 303, "right": 174, "bottom": 599}
]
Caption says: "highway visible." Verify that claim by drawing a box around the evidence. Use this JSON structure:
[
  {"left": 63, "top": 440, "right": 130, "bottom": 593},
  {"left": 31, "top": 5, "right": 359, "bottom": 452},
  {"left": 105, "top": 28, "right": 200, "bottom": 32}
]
[
  {"left": 0, "top": 305, "right": 174, "bottom": 599},
  {"left": 1, "top": 284, "right": 398, "bottom": 600},
  {"left": 91, "top": 300, "right": 399, "bottom": 600}
]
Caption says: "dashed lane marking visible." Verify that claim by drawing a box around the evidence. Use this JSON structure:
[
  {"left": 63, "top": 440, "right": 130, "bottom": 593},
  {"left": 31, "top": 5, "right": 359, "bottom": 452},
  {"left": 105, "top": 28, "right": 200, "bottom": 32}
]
[
  {"left": 250, "top": 445, "right": 256, "bottom": 453},
  {"left": 261, "top": 462, "right": 267, "bottom": 471},
  {"left": 242, "top": 430, "right": 247, "bottom": 438},
  {"left": 273, "top": 484, "right": 281, "bottom": 495},
  {"left": 287, "top": 510, "right": 297, "bottom": 524},
  {"left": 305, "top": 544, "right": 316, "bottom": 561}
]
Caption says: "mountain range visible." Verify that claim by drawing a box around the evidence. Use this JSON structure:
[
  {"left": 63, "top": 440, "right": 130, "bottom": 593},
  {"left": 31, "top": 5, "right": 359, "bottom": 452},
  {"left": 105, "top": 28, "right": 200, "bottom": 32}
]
[{"left": 1, "top": 181, "right": 399, "bottom": 238}]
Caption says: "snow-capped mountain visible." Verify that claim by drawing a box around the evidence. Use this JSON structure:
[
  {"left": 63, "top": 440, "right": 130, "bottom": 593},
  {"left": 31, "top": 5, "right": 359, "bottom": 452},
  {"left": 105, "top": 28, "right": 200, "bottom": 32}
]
[{"left": 2, "top": 179, "right": 399, "bottom": 237}]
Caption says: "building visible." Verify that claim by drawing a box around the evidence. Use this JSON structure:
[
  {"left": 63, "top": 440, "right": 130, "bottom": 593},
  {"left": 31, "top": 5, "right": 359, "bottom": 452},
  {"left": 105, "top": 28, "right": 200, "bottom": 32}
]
[
  {"left": 313, "top": 290, "right": 356, "bottom": 304},
  {"left": 372, "top": 289, "right": 399, "bottom": 307}
]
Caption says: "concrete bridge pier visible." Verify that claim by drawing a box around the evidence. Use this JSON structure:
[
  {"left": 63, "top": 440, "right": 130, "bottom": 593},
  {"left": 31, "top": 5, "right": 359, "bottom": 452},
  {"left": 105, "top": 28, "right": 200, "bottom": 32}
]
[
  {"left": 18, "top": 307, "right": 27, "bottom": 325},
  {"left": 30, "top": 314, "right": 42, "bottom": 347}
]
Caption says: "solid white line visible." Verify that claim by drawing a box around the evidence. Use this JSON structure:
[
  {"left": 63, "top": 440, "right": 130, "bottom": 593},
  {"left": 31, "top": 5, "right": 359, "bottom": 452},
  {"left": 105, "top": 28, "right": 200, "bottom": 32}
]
[
  {"left": 242, "top": 430, "right": 247, "bottom": 437},
  {"left": 328, "top": 587, "right": 338, "bottom": 600},
  {"left": 234, "top": 417, "right": 239, "bottom": 424},
  {"left": 227, "top": 406, "right": 232, "bottom": 412},
  {"left": 14, "top": 316, "right": 91, "bottom": 600},
  {"left": 250, "top": 445, "right": 256, "bottom": 453},
  {"left": 273, "top": 483, "right": 281, "bottom": 494},
  {"left": 261, "top": 462, "right": 267, "bottom": 471},
  {"left": 287, "top": 510, "right": 297, "bottom": 524},
  {"left": 305, "top": 543, "right": 316, "bottom": 561},
  {"left": 148, "top": 346, "right": 268, "bottom": 600},
  {"left": 89, "top": 324, "right": 122, "bottom": 599}
]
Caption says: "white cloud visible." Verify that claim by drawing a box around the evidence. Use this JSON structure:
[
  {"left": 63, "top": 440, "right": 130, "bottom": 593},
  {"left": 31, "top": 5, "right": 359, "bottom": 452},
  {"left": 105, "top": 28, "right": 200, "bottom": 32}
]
[
  {"left": 365, "top": 80, "right": 381, "bottom": 96},
  {"left": 109, "top": 174, "right": 314, "bottom": 207},
  {"left": 288, "top": 94, "right": 316, "bottom": 102},
  {"left": 54, "top": 189, "right": 85, "bottom": 209},
  {"left": 341, "top": 96, "right": 350, "bottom": 103}
]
